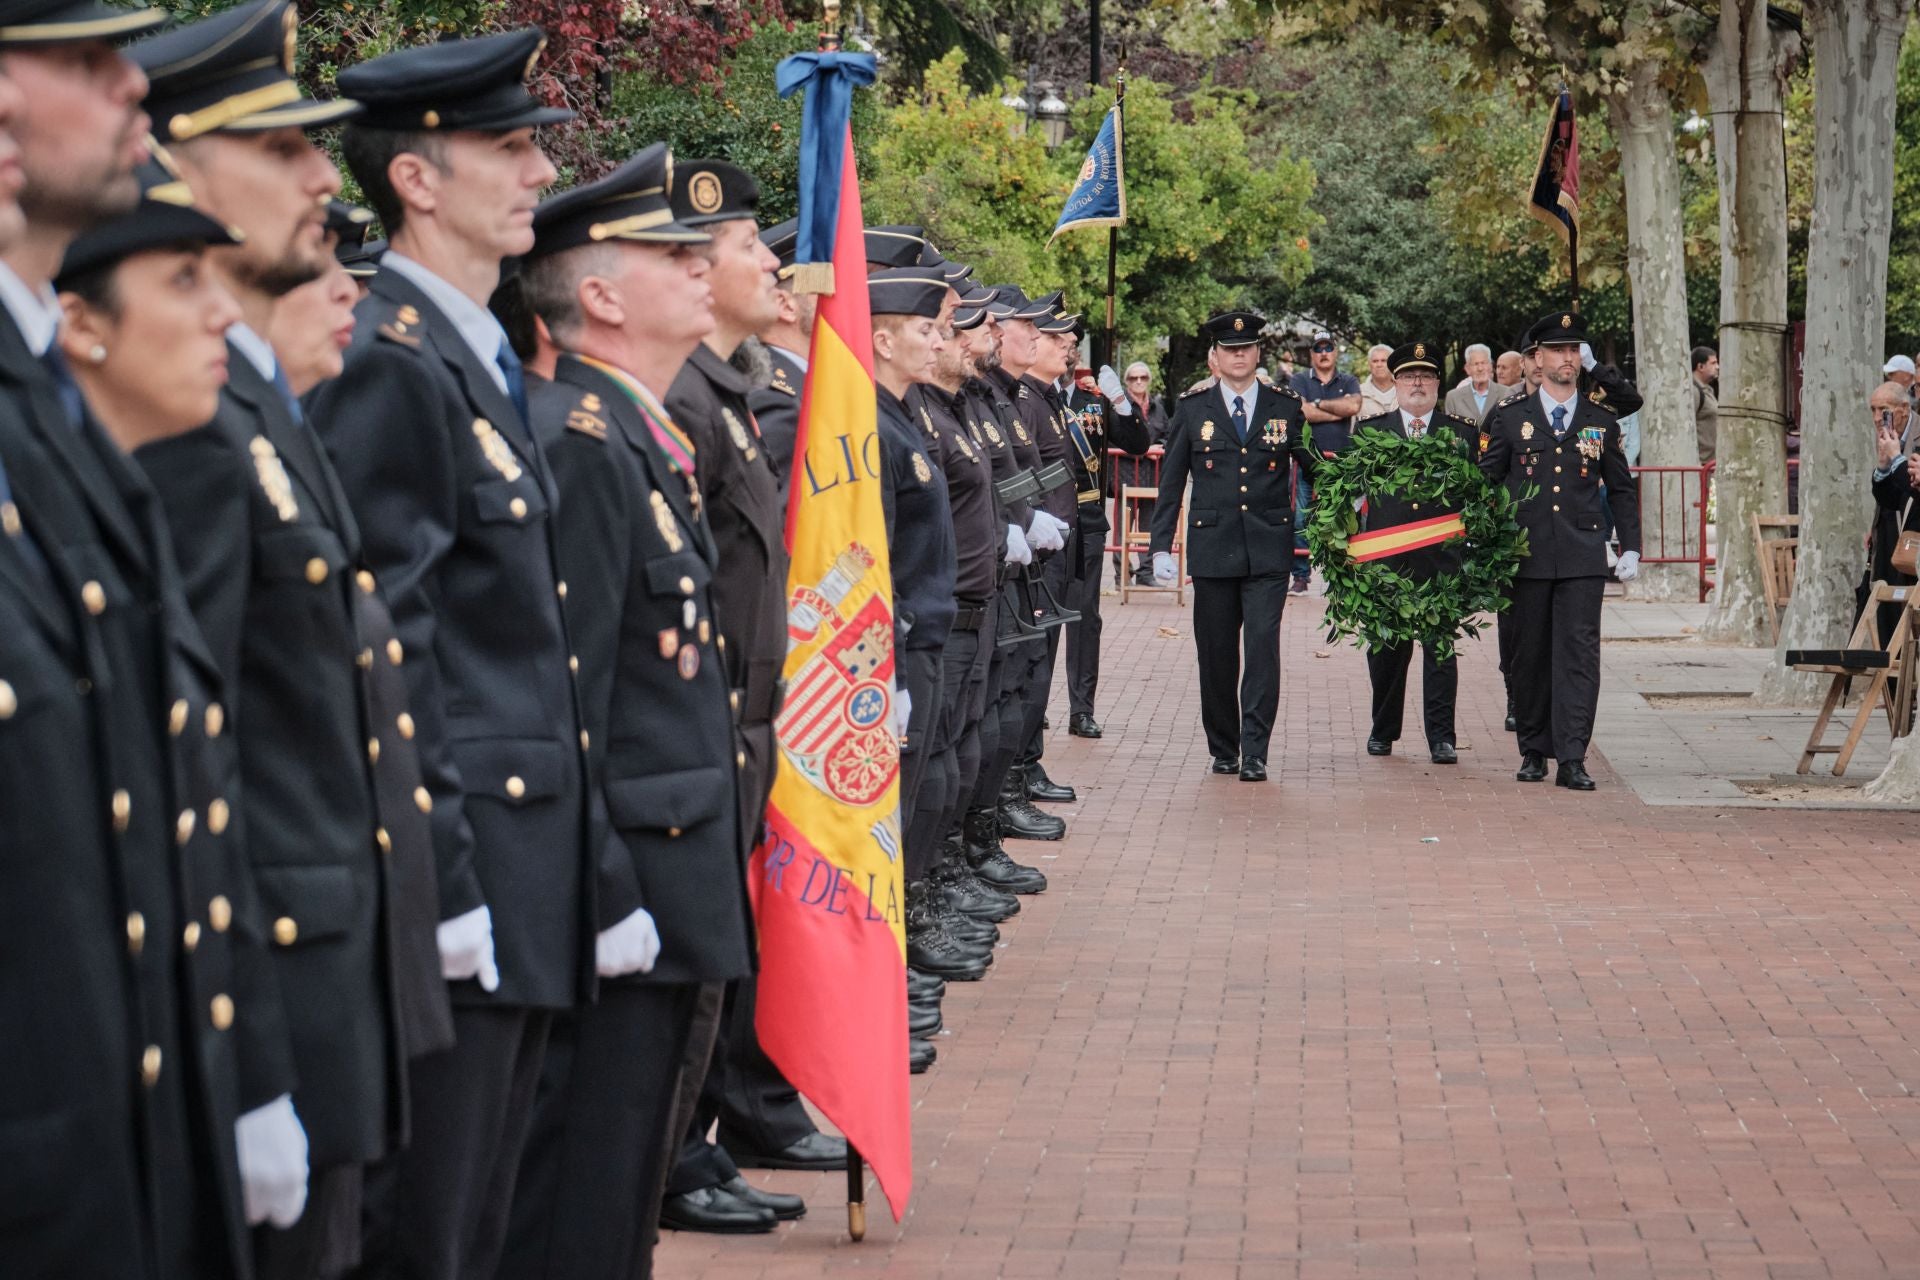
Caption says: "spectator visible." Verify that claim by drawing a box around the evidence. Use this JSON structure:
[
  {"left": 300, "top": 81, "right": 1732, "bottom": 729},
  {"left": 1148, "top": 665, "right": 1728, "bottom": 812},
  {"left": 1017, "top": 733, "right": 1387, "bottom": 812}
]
[
  {"left": 1884, "top": 354, "right": 1916, "bottom": 410},
  {"left": 1869, "top": 379, "right": 1920, "bottom": 636},
  {"left": 1359, "top": 343, "right": 1398, "bottom": 418},
  {"left": 1692, "top": 345, "right": 1720, "bottom": 464},
  {"left": 1443, "top": 342, "right": 1512, "bottom": 425},
  {"left": 1495, "top": 349, "right": 1525, "bottom": 389},
  {"left": 1289, "top": 330, "right": 1363, "bottom": 594},
  {"left": 1113, "top": 361, "right": 1170, "bottom": 586}
]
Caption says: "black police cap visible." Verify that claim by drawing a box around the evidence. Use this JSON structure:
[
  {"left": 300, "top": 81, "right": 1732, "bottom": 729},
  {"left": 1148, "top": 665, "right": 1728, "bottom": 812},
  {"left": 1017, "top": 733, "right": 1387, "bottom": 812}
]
[
  {"left": 1204, "top": 310, "right": 1264, "bottom": 348},
  {"left": 668, "top": 158, "right": 759, "bottom": 229},
  {"left": 57, "top": 155, "right": 240, "bottom": 288},
  {"left": 339, "top": 236, "right": 384, "bottom": 279},
  {"left": 983, "top": 284, "right": 1022, "bottom": 319},
  {"left": 324, "top": 199, "right": 378, "bottom": 275},
  {"left": 1528, "top": 309, "right": 1587, "bottom": 348},
  {"left": 863, "top": 225, "right": 926, "bottom": 270},
  {"left": 1037, "top": 311, "right": 1080, "bottom": 336},
  {"left": 531, "top": 142, "right": 709, "bottom": 261},
  {"left": 1005, "top": 288, "right": 1055, "bottom": 323},
  {"left": 1387, "top": 340, "right": 1441, "bottom": 377},
  {"left": 951, "top": 281, "right": 996, "bottom": 331},
  {"left": 336, "top": 28, "right": 573, "bottom": 134},
  {"left": 136, "top": 1, "right": 359, "bottom": 143},
  {"left": 0, "top": 0, "right": 164, "bottom": 47},
  {"left": 868, "top": 267, "right": 945, "bottom": 319},
  {"left": 760, "top": 217, "right": 798, "bottom": 272}
]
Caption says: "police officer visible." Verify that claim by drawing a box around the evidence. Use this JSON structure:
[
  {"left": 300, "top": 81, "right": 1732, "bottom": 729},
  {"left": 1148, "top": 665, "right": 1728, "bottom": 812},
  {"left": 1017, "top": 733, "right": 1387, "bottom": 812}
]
[
  {"left": 1150, "top": 311, "right": 1313, "bottom": 782},
  {"left": 1352, "top": 342, "right": 1478, "bottom": 766},
  {"left": 749, "top": 217, "right": 809, "bottom": 488},
  {"left": 308, "top": 31, "right": 621, "bottom": 1279},
  {"left": 1480, "top": 310, "right": 1642, "bottom": 790},
  {"left": 661, "top": 158, "right": 847, "bottom": 1234}
]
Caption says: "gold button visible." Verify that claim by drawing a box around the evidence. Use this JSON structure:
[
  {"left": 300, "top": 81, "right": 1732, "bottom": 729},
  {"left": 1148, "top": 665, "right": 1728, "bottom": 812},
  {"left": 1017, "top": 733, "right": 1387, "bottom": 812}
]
[
  {"left": 81, "top": 580, "right": 106, "bottom": 615},
  {"left": 730, "top": 691, "right": 740, "bottom": 713},
  {"left": 207, "top": 798, "right": 229, "bottom": 836},
  {"left": 1240, "top": 485, "right": 1248, "bottom": 493},
  {"left": 717, "top": 635, "right": 725, "bottom": 653},
  {"left": 111, "top": 789, "right": 131, "bottom": 832},
  {"left": 505, "top": 775, "right": 526, "bottom": 799},
  {"left": 273, "top": 917, "right": 298, "bottom": 946},
  {"left": 580, "top": 730, "right": 590, "bottom": 751},
  {"left": 168, "top": 698, "right": 188, "bottom": 736},
  {"left": 175, "top": 809, "right": 195, "bottom": 844},
  {"left": 422, "top": 109, "right": 440, "bottom": 128},
  {"left": 357, "top": 648, "right": 374, "bottom": 669},
  {"left": 0, "top": 680, "right": 14, "bottom": 720},
  {"left": 368, "top": 737, "right": 381, "bottom": 764},
  {"left": 397, "top": 712, "right": 415, "bottom": 739},
  {"left": 1552, "top": 504, "right": 1561, "bottom": 512},
  {"left": 556, "top": 581, "right": 568, "bottom": 600},
  {"left": 414, "top": 785, "right": 433, "bottom": 814},
  {"left": 1240, "top": 504, "right": 1248, "bottom": 511},
  {"left": 1553, "top": 485, "right": 1561, "bottom": 493},
  {"left": 127, "top": 911, "right": 146, "bottom": 955},
  {"left": 736, "top": 750, "right": 746, "bottom": 768},
  {"left": 141, "top": 1045, "right": 162, "bottom": 1086},
  {"left": 386, "top": 638, "right": 404, "bottom": 666},
  {"left": 357, "top": 569, "right": 376, "bottom": 594},
  {"left": 305, "top": 557, "right": 329, "bottom": 585},
  {"left": 679, "top": 576, "right": 694, "bottom": 595},
  {"left": 0, "top": 501, "right": 18, "bottom": 536},
  {"left": 210, "top": 994, "right": 234, "bottom": 1031},
  {"left": 668, "top": 827, "right": 682, "bottom": 838},
  {"left": 510, "top": 497, "right": 528, "bottom": 519},
  {"left": 182, "top": 922, "right": 201, "bottom": 952},
  {"left": 205, "top": 703, "right": 224, "bottom": 738},
  {"left": 569, "top": 655, "right": 580, "bottom": 674},
  {"left": 1412, "top": 502, "right": 1421, "bottom": 511},
  {"left": 208, "top": 895, "right": 231, "bottom": 932},
  {"left": 1554, "top": 466, "right": 1563, "bottom": 474},
  {"left": 376, "top": 827, "right": 392, "bottom": 854}
]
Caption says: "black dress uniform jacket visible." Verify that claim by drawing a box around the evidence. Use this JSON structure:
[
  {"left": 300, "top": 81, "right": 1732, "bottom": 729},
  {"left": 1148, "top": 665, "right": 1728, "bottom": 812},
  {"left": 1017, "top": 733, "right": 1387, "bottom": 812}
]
[
  {"left": 135, "top": 346, "right": 449, "bottom": 1166},
  {"left": 0, "top": 324, "right": 288, "bottom": 1278},
  {"left": 533, "top": 356, "right": 756, "bottom": 987},
  {"left": 878, "top": 384, "right": 958, "bottom": 652},
  {"left": 1479, "top": 387, "right": 1641, "bottom": 579},
  {"left": 1151, "top": 379, "right": 1314, "bottom": 577},
  {"left": 1067, "top": 386, "right": 1149, "bottom": 535},
  {"left": 308, "top": 267, "right": 597, "bottom": 1011},
  {"left": 1351, "top": 410, "right": 1480, "bottom": 580},
  {"left": 748, "top": 344, "right": 805, "bottom": 496}
]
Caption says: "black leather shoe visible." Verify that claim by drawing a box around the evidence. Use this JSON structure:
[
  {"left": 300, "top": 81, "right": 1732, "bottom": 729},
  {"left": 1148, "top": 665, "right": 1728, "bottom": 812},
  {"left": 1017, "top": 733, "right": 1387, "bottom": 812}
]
[
  {"left": 719, "top": 1176, "right": 806, "bottom": 1221},
  {"left": 1505, "top": 714, "right": 1518, "bottom": 733},
  {"left": 659, "top": 1185, "right": 777, "bottom": 1234},
  {"left": 1238, "top": 758, "right": 1267, "bottom": 782},
  {"left": 1367, "top": 737, "right": 1392, "bottom": 756},
  {"left": 1211, "top": 756, "right": 1240, "bottom": 775},
  {"left": 1555, "top": 759, "right": 1597, "bottom": 791},
  {"left": 725, "top": 1128, "right": 849, "bottom": 1171},
  {"left": 999, "top": 797, "right": 1065, "bottom": 841},
  {"left": 1516, "top": 752, "right": 1547, "bottom": 782},
  {"left": 1289, "top": 576, "right": 1310, "bottom": 594},
  {"left": 906, "top": 968, "right": 946, "bottom": 1001},
  {"left": 908, "top": 998, "right": 942, "bottom": 1038},
  {"left": 1068, "top": 713, "right": 1103, "bottom": 739},
  {"left": 1430, "top": 742, "right": 1457, "bottom": 765},
  {"left": 1025, "top": 763, "right": 1077, "bottom": 803},
  {"left": 969, "top": 844, "right": 1048, "bottom": 894},
  {"left": 909, "top": 1036, "right": 937, "bottom": 1074}
]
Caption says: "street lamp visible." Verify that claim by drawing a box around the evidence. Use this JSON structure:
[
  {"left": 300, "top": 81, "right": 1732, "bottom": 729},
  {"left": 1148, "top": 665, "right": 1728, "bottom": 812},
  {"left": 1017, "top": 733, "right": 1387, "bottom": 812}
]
[
  {"left": 1034, "top": 82, "right": 1069, "bottom": 151},
  {"left": 1001, "top": 84, "right": 1031, "bottom": 135}
]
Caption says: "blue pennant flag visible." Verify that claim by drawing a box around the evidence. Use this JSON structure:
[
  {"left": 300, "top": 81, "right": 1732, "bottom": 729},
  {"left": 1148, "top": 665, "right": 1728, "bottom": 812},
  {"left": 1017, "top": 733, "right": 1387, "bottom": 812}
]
[{"left": 1049, "top": 101, "right": 1125, "bottom": 244}]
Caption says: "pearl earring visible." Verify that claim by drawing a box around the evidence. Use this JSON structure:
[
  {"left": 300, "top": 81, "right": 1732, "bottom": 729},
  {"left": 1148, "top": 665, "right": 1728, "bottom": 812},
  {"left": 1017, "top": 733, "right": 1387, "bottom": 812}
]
[{"left": 88, "top": 345, "right": 107, "bottom": 364}]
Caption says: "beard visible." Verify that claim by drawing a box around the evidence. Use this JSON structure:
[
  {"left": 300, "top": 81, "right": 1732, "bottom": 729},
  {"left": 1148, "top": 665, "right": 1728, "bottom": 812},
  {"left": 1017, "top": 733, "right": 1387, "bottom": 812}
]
[{"left": 236, "top": 243, "right": 325, "bottom": 299}]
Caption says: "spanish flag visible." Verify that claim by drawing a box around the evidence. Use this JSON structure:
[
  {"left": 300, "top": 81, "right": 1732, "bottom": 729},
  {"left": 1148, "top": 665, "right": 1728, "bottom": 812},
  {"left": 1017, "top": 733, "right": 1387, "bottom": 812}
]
[{"left": 753, "top": 46, "right": 911, "bottom": 1220}]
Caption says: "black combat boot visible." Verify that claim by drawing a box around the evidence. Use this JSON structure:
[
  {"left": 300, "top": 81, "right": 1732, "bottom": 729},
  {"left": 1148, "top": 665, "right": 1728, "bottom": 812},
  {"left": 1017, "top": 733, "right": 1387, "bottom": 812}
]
[
  {"left": 905, "top": 881, "right": 989, "bottom": 980},
  {"left": 965, "top": 807, "right": 1049, "bottom": 895}
]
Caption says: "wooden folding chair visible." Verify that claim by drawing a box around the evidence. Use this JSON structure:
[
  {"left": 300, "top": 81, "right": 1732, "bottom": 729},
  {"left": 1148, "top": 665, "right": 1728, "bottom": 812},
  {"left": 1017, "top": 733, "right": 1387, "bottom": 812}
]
[
  {"left": 1118, "top": 484, "right": 1186, "bottom": 606},
  {"left": 1788, "top": 581, "right": 1918, "bottom": 776},
  {"left": 1752, "top": 514, "right": 1800, "bottom": 647}
]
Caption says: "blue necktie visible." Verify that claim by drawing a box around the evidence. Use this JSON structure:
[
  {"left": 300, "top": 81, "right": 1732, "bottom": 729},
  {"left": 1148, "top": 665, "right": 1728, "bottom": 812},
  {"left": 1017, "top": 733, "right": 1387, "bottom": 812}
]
[
  {"left": 270, "top": 363, "right": 303, "bottom": 424},
  {"left": 1231, "top": 394, "right": 1248, "bottom": 443},
  {"left": 496, "top": 339, "right": 530, "bottom": 430},
  {"left": 39, "top": 346, "right": 83, "bottom": 430},
  {"left": 1551, "top": 405, "right": 1568, "bottom": 439}
]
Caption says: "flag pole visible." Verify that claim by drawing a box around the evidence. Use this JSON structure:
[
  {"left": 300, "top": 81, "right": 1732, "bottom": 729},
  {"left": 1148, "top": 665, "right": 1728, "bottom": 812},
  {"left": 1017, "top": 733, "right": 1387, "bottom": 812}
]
[
  {"left": 1101, "top": 66, "right": 1124, "bottom": 373},
  {"left": 1569, "top": 223, "right": 1581, "bottom": 316}
]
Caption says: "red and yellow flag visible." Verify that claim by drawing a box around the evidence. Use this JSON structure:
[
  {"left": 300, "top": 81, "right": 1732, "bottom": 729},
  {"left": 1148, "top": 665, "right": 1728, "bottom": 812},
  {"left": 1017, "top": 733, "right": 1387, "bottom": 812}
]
[{"left": 752, "top": 46, "right": 910, "bottom": 1221}]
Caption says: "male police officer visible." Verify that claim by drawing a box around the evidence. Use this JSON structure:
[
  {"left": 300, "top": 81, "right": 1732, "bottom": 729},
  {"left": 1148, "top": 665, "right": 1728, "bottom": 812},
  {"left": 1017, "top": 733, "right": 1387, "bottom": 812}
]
[
  {"left": 1480, "top": 310, "right": 1641, "bottom": 790},
  {"left": 1352, "top": 342, "right": 1478, "bottom": 766},
  {"left": 1151, "top": 311, "right": 1313, "bottom": 782}
]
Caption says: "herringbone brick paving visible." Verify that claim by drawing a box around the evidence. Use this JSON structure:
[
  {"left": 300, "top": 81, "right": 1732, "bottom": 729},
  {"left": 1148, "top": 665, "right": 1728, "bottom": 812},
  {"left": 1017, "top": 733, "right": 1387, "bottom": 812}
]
[{"left": 657, "top": 592, "right": 1920, "bottom": 1278}]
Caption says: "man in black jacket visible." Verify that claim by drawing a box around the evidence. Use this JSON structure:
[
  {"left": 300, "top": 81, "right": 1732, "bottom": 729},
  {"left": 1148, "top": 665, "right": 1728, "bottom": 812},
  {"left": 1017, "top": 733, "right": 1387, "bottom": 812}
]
[{"left": 1150, "top": 311, "right": 1314, "bottom": 782}]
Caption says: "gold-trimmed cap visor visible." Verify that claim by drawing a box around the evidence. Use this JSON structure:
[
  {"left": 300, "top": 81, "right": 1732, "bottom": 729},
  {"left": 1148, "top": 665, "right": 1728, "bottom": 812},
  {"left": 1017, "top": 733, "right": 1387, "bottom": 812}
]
[
  {"left": 0, "top": 0, "right": 166, "bottom": 47},
  {"left": 530, "top": 142, "right": 711, "bottom": 260}
]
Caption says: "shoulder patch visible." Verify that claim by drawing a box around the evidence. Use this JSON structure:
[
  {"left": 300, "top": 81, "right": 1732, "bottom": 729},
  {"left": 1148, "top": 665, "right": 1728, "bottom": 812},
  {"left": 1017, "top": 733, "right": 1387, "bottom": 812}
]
[
  {"left": 566, "top": 408, "right": 608, "bottom": 440},
  {"left": 377, "top": 320, "right": 421, "bottom": 348},
  {"left": 1016, "top": 382, "right": 1030, "bottom": 399},
  {"left": 769, "top": 365, "right": 798, "bottom": 397}
]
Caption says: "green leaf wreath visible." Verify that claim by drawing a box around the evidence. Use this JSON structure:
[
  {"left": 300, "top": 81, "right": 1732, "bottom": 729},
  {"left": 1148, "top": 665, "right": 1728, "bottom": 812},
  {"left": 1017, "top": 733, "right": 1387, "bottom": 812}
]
[{"left": 1303, "top": 425, "right": 1530, "bottom": 660}]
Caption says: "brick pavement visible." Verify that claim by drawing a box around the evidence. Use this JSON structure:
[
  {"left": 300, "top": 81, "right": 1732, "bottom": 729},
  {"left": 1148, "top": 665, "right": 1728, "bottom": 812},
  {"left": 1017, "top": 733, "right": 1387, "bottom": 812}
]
[{"left": 658, "top": 592, "right": 1920, "bottom": 1279}]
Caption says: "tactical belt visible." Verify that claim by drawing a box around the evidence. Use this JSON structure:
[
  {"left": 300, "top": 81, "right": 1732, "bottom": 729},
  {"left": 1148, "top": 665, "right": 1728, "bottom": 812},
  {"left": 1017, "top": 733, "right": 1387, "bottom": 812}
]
[
  {"left": 740, "top": 657, "right": 785, "bottom": 725},
  {"left": 951, "top": 598, "right": 990, "bottom": 631}
]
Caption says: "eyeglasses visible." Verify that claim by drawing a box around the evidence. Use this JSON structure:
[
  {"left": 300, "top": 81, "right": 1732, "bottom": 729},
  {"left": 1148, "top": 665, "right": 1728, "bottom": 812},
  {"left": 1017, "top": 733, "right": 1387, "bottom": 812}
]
[
  {"left": 1125, "top": 374, "right": 1150, "bottom": 381},
  {"left": 1311, "top": 343, "right": 1335, "bottom": 353}
]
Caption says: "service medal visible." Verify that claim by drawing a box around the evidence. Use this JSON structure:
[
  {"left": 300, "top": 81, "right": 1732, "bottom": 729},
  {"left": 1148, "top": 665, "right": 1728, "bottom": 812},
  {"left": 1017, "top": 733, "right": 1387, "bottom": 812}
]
[
  {"left": 650, "top": 490, "right": 684, "bottom": 552},
  {"left": 678, "top": 646, "right": 700, "bottom": 680},
  {"left": 472, "top": 418, "right": 524, "bottom": 482},
  {"left": 1521, "top": 422, "right": 1534, "bottom": 442},
  {"left": 722, "top": 407, "right": 758, "bottom": 461},
  {"left": 249, "top": 435, "right": 299, "bottom": 522}
]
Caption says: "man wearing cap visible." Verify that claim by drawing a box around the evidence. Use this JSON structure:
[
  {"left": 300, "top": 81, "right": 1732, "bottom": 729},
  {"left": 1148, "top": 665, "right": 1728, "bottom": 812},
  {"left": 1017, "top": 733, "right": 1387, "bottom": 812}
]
[
  {"left": 126, "top": 7, "right": 451, "bottom": 1275},
  {"left": 749, "top": 216, "right": 809, "bottom": 487},
  {"left": 304, "top": 30, "right": 614, "bottom": 1279},
  {"left": 0, "top": 3, "right": 311, "bottom": 1274},
  {"left": 1352, "top": 343, "right": 1478, "bottom": 766},
  {"left": 1481, "top": 310, "right": 1641, "bottom": 791},
  {"left": 1288, "top": 331, "right": 1362, "bottom": 595},
  {"left": 1151, "top": 310, "right": 1312, "bottom": 782}
]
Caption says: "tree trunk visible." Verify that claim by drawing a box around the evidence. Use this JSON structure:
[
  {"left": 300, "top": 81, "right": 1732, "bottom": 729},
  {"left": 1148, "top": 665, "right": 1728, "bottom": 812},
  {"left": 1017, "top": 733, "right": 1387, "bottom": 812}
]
[
  {"left": 1701, "top": 0, "right": 1796, "bottom": 648},
  {"left": 1606, "top": 60, "right": 1698, "bottom": 603}
]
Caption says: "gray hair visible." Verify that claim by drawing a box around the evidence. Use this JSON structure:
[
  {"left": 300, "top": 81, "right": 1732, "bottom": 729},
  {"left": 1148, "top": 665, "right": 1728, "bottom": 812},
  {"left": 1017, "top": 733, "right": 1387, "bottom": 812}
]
[
  {"left": 1124, "top": 361, "right": 1151, "bottom": 379},
  {"left": 1367, "top": 344, "right": 1391, "bottom": 359},
  {"left": 1464, "top": 343, "right": 1491, "bottom": 362}
]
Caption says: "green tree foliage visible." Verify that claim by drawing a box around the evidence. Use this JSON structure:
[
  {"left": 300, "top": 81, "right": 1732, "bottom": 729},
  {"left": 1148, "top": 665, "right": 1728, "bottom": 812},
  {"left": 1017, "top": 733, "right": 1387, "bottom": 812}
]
[
  {"left": 1886, "top": 17, "right": 1920, "bottom": 353},
  {"left": 864, "top": 50, "right": 1315, "bottom": 371}
]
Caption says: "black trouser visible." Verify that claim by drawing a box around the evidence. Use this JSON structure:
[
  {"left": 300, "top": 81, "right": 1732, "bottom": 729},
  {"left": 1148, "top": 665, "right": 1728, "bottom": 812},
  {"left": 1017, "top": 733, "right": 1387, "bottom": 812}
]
[
  {"left": 666, "top": 975, "right": 812, "bottom": 1194},
  {"left": 1366, "top": 641, "right": 1458, "bottom": 748},
  {"left": 502, "top": 983, "right": 701, "bottom": 1280},
  {"left": 1064, "top": 524, "right": 1105, "bottom": 719},
  {"left": 968, "top": 623, "right": 1013, "bottom": 813},
  {"left": 916, "top": 621, "right": 982, "bottom": 855},
  {"left": 1191, "top": 572, "right": 1287, "bottom": 763},
  {"left": 1510, "top": 575, "right": 1606, "bottom": 761},
  {"left": 898, "top": 645, "right": 945, "bottom": 882},
  {"left": 256, "top": 1164, "right": 362, "bottom": 1280},
  {"left": 355, "top": 1006, "right": 550, "bottom": 1280},
  {"left": 1497, "top": 608, "right": 1517, "bottom": 712},
  {"left": 1016, "top": 551, "right": 1073, "bottom": 765}
]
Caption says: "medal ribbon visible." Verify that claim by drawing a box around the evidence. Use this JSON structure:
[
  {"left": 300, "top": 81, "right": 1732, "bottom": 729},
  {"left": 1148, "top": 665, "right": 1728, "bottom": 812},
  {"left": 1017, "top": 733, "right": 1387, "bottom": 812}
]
[{"left": 575, "top": 355, "right": 698, "bottom": 476}]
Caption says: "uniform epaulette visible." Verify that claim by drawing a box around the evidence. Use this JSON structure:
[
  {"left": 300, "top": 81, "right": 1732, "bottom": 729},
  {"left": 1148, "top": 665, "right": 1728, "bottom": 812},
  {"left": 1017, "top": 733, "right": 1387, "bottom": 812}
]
[
  {"left": 1267, "top": 380, "right": 1302, "bottom": 402},
  {"left": 768, "top": 364, "right": 798, "bottom": 397},
  {"left": 1015, "top": 382, "right": 1030, "bottom": 399},
  {"left": 1585, "top": 386, "right": 1620, "bottom": 414},
  {"left": 1495, "top": 389, "right": 1527, "bottom": 408},
  {"left": 374, "top": 300, "right": 424, "bottom": 349},
  {"left": 1178, "top": 380, "right": 1217, "bottom": 401},
  {"left": 1355, "top": 410, "right": 1397, "bottom": 427},
  {"left": 566, "top": 390, "right": 608, "bottom": 441}
]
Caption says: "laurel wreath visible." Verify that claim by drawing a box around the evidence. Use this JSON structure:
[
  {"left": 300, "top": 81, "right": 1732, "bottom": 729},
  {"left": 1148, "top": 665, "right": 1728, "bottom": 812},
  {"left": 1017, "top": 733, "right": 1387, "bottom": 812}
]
[{"left": 1303, "top": 425, "right": 1530, "bottom": 660}]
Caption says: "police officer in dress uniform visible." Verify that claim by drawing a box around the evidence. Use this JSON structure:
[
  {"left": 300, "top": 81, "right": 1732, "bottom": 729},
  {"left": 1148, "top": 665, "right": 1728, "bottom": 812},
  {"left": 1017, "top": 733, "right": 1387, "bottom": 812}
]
[
  {"left": 1480, "top": 310, "right": 1642, "bottom": 791},
  {"left": 1150, "top": 311, "right": 1314, "bottom": 782},
  {"left": 124, "top": 12, "right": 451, "bottom": 1275},
  {"left": 748, "top": 216, "right": 808, "bottom": 489},
  {"left": 304, "top": 32, "right": 619, "bottom": 1280},
  {"left": 1352, "top": 342, "right": 1477, "bottom": 766},
  {"left": 660, "top": 158, "right": 848, "bottom": 1237},
  {"left": 500, "top": 142, "right": 775, "bottom": 1277}
]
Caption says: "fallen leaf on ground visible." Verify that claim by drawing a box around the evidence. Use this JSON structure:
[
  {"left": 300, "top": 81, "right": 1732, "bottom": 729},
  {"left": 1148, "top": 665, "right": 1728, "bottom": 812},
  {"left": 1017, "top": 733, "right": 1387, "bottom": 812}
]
[
  {"left": 1314, "top": 649, "right": 1333, "bottom": 659},
  {"left": 1156, "top": 626, "right": 1181, "bottom": 638}
]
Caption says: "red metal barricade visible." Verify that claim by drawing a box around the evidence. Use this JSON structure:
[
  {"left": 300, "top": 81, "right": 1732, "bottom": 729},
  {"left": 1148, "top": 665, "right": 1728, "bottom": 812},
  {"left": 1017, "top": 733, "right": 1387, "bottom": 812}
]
[{"left": 1627, "top": 463, "right": 1715, "bottom": 602}]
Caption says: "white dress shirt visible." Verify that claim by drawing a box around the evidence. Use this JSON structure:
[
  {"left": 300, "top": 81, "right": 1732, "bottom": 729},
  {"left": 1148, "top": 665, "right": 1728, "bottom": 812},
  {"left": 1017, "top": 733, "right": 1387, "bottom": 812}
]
[
  {"left": 379, "top": 252, "right": 513, "bottom": 396},
  {"left": 1219, "top": 378, "right": 1259, "bottom": 434},
  {"left": 0, "top": 260, "right": 61, "bottom": 357}
]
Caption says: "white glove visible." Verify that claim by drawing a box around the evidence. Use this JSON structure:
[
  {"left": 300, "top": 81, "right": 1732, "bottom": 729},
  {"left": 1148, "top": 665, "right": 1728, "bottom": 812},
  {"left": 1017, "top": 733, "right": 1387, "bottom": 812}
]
[
  {"left": 1026, "top": 511, "right": 1064, "bottom": 552},
  {"left": 1097, "top": 365, "right": 1129, "bottom": 413},
  {"left": 1004, "top": 522, "right": 1032, "bottom": 566},
  {"left": 437, "top": 904, "right": 500, "bottom": 992},
  {"left": 595, "top": 906, "right": 661, "bottom": 977},
  {"left": 894, "top": 684, "right": 912, "bottom": 740},
  {"left": 1579, "top": 342, "right": 1596, "bottom": 372},
  {"left": 1615, "top": 549, "right": 1640, "bottom": 581},
  {"left": 236, "top": 1094, "right": 309, "bottom": 1228},
  {"left": 1152, "top": 552, "right": 1176, "bottom": 585}
]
